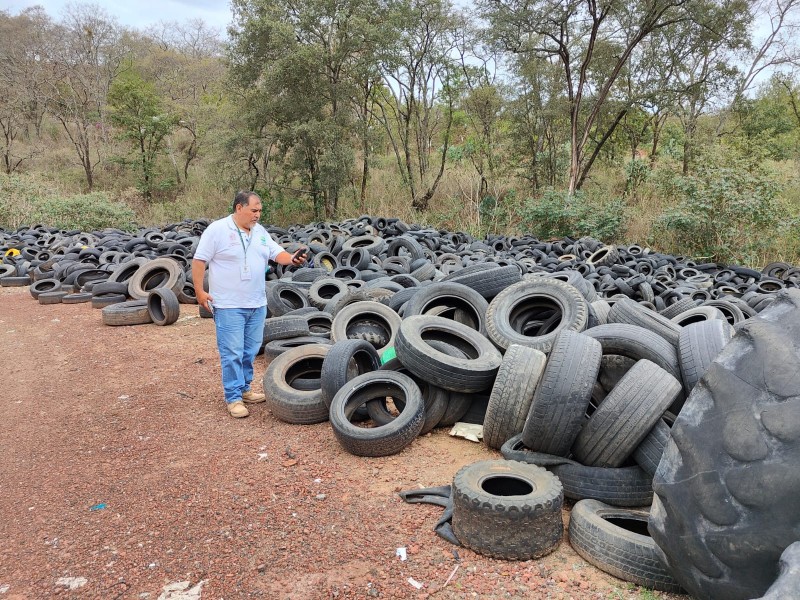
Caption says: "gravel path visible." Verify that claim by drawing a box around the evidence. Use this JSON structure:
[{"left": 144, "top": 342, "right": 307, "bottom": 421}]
[{"left": 0, "top": 287, "right": 685, "bottom": 600}]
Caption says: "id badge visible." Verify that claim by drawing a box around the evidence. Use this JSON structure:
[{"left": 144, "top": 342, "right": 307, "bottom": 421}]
[{"left": 240, "top": 264, "right": 252, "bottom": 281}]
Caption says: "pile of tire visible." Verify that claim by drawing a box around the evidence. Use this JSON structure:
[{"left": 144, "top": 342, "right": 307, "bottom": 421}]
[
  {"left": 0, "top": 221, "right": 207, "bottom": 326},
  {"left": 3, "top": 217, "right": 799, "bottom": 592}
]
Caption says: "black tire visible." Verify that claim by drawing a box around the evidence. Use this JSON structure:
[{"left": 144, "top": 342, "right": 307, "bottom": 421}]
[
  {"left": 29, "top": 278, "right": 62, "bottom": 300},
  {"left": 267, "top": 281, "right": 309, "bottom": 317},
  {"left": 305, "top": 311, "right": 332, "bottom": 337},
  {"left": 262, "top": 336, "right": 332, "bottom": 365},
  {"left": 127, "top": 257, "right": 185, "bottom": 300},
  {"left": 571, "top": 359, "right": 682, "bottom": 467},
  {"left": 0, "top": 275, "right": 31, "bottom": 287},
  {"left": 447, "top": 264, "right": 522, "bottom": 299},
  {"left": 521, "top": 330, "right": 602, "bottom": 456},
  {"left": 262, "top": 343, "right": 330, "bottom": 424},
  {"left": 486, "top": 278, "right": 588, "bottom": 353},
  {"left": 501, "top": 434, "right": 654, "bottom": 507},
  {"left": 62, "top": 292, "right": 92, "bottom": 304},
  {"left": 569, "top": 499, "right": 684, "bottom": 593},
  {"left": 101, "top": 300, "right": 153, "bottom": 326},
  {"left": 658, "top": 297, "right": 697, "bottom": 320},
  {"left": 264, "top": 315, "right": 311, "bottom": 341},
  {"left": 483, "top": 345, "right": 547, "bottom": 450},
  {"left": 608, "top": 298, "right": 682, "bottom": 347},
  {"left": 377, "top": 354, "right": 449, "bottom": 435},
  {"left": 451, "top": 459, "right": 564, "bottom": 560},
  {"left": 320, "top": 339, "right": 381, "bottom": 409},
  {"left": 751, "top": 542, "right": 800, "bottom": 600},
  {"left": 36, "top": 290, "right": 66, "bottom": 305},
  {"left": 91, "top": 281, "right": 130, "bottom": 296},
  {"left": 438, "top": 392, "right": 472, "bottom": 427},
  {"left": 670, "top": 305, "right": 725, "bottom": 326},
  {"left": 329, "top": 371, "right": 424, "bottom": 457},
  {"left": 632, "top": 418, "right": 671, "bottom": 477},
  {"left": 591, "top": 299, "right": 611, "bottom": 325},
  {"left": 678, "top": 319, "right": 734, "bottom": 394},
  {"left": 586, "top": 245, "right": 619, "bottom": 268},
  {"left": 583, "top": 323, "right": 682, "bottom": 384},
  {"left": 395, "top": 315, "right": 503, "bottom": 393},
  {"left": 402, "top": 281, "right": 489, "bottom": 335},
  {"left": 330, "top": 301, "right": 401, "bottom": 355},
  {"left": 147, "top": 288, "right": 180, "bottom": 326},
  {"left": 91, "top": 293, "right": 127, "bottom": 309},
  {"left": 650, "top": 289, "right": 800, "bottom": 600},
  {"left": 308, "top": 278, "right": 349, "bottom": 309},
  {"left": 107, "top": 257, "right": 147, "bottom": 284}
]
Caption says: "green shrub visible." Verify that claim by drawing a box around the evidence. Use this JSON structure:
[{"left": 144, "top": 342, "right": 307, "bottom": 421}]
[
  {"left": 653, "top": 149, "right": 782, "bottom": 264},
  {"left": 34, "top": 192, "right": 137, "bottom": 232},
  {"left": 519, "top": 189, "right": 626, "bottom": 241},
  {"left": 0, "top": 174, "right": 137, "bottom": 232}
]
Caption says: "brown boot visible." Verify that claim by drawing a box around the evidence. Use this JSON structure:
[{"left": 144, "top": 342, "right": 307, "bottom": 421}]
[
  {"left": 227, "top": 401, "right": 249, "bottom": 418},
  {"left": 242, "top": 389, "right": 266, "bottom": 403}
]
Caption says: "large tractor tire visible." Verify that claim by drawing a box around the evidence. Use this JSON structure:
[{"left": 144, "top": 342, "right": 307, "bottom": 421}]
[{"left": 649, "top": 289, "right": 800, "bottom": 600}]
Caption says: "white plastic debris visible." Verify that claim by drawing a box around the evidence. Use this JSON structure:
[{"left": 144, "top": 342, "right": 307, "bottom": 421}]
[
  {"left": 395, "top": 547, "right": 407, "bottom": 561},
  {"left": 257, "top": 453, "right": 269, "bottom": 461},
  {"left": 0, "top": 584, "right": 10, "bottom": 594},
  {"left": 118, "top": 395, "right": 130, "bottom": 400},
  {"left": 449, "top": 422, "right": 483, "bottom": 442},
  {"left": 157, "top": 580, "right": 206, "bottom": 600},
  {"left": 55, "top": 577, "right": 87, "bottom": 590},
  {"left": 407, "top": 577, "right": 423, "bottom": 589}
]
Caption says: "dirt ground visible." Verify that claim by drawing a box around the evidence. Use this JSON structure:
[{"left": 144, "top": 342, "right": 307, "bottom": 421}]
[{"left": 0, "top": 286, "right": 686, "bottom": 600}]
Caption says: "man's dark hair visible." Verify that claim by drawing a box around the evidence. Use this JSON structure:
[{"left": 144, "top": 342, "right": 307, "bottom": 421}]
[{"left": 232, "top": 190, "right": 260, "bottom": 212}]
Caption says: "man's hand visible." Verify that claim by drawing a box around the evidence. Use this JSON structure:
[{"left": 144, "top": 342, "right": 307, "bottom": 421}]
[
  {"left": 196, "top": 289, "right": 214, "bottom": 311},
  {"left": 291, "top": 247, "right": 308, "bottom": 266}
]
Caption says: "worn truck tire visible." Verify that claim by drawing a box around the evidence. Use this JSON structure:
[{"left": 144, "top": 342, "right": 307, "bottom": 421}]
[
  {"left": 572, "top": 360, "right": 682, "bottom": 468},
  {"left": 501, "top": 434, "right": 654, "bottom": 507},
  {"left": 329, "top": 370, "right": 424, "bottom": 457},
  {"left": 650, "top": 289, "right": 800, "bottom": 600},
  {"left": 569, "top": 500, "right": 684, "bottom": 593},
  {"left": 147, "top": 288, "right": 180, "bottom": 326},
  {"left": 396, "top": 315, "right": 503, "bottom": 393},
  {"left": 263, "top": 343, "right": 330, "bottom": 424},
  {"left": 101, "top": 300, "right": 152, "bottom": 326},
  {"left": 521, "top": 330, "right": 602, "bottom": 456},
  {"left": 482, "top": 345, "right": 546, "bottom": 450},
  {"left": 452, "top": 459, "right": 563, "bottom": 560},
  {"left": 486, "top": 278, "right": 588, "bottom": 353}
]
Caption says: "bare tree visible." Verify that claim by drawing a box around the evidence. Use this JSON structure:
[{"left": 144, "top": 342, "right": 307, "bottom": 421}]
[
  {"left": 0, "top": 8, "right": 53, "bottom": 173},
  {"left": 46, "top": 3, "right": 128, "bottom": 190},
  {"left": 376, "top": 0, "right": 460, "bottom": 211}
]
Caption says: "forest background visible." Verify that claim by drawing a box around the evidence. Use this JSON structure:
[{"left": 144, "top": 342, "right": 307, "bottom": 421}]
[{"left": 2, "top": 0, "right": 800, "bottom": 267}]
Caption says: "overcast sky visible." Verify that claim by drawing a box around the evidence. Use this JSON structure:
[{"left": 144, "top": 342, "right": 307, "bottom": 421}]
[{"left": 6, "top": 0, "right": 234, "bottom": 32}]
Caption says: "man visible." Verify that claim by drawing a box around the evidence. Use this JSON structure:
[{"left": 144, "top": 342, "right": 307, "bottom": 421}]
[{"left": 192, "top": 191, "right": 307, "bottom": 418}]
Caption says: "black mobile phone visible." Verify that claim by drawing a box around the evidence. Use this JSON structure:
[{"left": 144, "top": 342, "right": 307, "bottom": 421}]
[{"left": 293, "top": 247, "right": 308, "bottom": 259}]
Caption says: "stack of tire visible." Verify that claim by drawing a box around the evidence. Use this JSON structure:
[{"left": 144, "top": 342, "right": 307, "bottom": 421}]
[
  {"left": 4, "top": 218, "right": 800, "bottom": 593},
  {"left": 0, "top": 222, "right": 209, "bottom": 326}
]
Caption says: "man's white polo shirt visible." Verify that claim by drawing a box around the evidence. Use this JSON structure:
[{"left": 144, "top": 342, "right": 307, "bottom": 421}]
[{"left": 194, "top": 215, "right": 284, "bottom": 309}]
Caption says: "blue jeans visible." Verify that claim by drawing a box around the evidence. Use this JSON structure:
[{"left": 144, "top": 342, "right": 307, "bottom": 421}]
[{"left": 213, "top": 306, "right": 267, "bottom": 404}]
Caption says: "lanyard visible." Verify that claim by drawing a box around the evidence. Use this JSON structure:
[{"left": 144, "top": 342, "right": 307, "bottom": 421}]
[{"left": 235, "top": 226, "right": 251, "bottom": 261}]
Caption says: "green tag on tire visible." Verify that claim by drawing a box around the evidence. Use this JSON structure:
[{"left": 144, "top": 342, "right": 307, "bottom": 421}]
[{"left": 380, "top": 346, "right": 396, "bottom": 364}]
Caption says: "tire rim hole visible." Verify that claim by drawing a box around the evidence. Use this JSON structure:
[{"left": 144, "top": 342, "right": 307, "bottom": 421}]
[
  {"left": 604, "top": 516, "right": 650, "bottom": 537},
  {"left": 421, "top": 330, "right": 479, "bottom": 360},
  {"left": 480, "top": 475, "right": 533, "bottom": 497}
]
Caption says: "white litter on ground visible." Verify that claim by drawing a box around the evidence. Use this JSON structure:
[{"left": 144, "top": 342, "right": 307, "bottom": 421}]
[
  {"left": 449, "top": 422, "right": 483, "bottom": 442},
  {"left": 55, "top": 577, "right": 87, "bottom": 590},
  {"left": 157, "top": 580, "right": 206, "bottom": 600},
  {"left": 0, "top": 584, "right": 10, "bottom": 594},
  {"left": 407, "top": 577, "right": 423, "bottom": 589}
]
